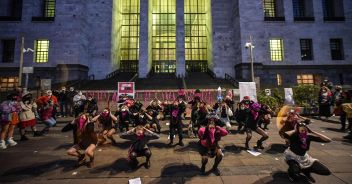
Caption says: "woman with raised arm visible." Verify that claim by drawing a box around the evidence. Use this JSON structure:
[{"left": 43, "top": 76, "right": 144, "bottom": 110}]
[
  {"left": 92, "top": 108, "right": 118, "bottom": 144},
  {"left": 198, "top": 114, "right": 228, "bottom": 176},
  {"left": 120, "top": 125, "right": 160, "bottom": 169},
  {"left": 283, "top": 121, "right": 331, "bottom": 182}
]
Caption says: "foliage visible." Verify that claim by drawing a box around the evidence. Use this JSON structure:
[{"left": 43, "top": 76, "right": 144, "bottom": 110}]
[{"left": 292, "top": 85, "right": 320, "bottom": 107}]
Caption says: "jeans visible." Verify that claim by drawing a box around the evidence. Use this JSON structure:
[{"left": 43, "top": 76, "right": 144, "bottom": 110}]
[
  {"left": 59, "top": 101, "right": 68, "bottom": 116},
  {"left": 44, "top": 117, "right": 56, "bottom": 128}
]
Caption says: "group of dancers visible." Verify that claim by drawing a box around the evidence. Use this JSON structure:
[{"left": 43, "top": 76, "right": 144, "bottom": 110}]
[{"left": 0, "top": 88, "right": 333, "bottom": 182}]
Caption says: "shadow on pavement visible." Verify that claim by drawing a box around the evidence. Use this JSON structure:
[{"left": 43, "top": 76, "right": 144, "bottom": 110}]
[
  {"left": 265, "top": 143, "right": 287, "bottom": 155},
  {"left": 89, "top": 157, "right": 144, "bottom": 175},
  {"left": 253, "top": 171, "right": 310, "bottom": 184},
  {"left": 223, "top": 144, "right": 244, "bottom": 154},
  {"left": 53, "top": 143, "right": 73, "bottom": 150},
  {"left": 174, "top": 141, "right": 199, "bottom": 152},
  {"left": 149, "top": 141, "right": 173, "bottom": 149},
  {"left": 148, "top": 163, "right": 199, "bottom": 184},
  {"left": 0, "top": 159, "right": 76, "bottom": 182},
  {"left": 323, "top": 127, "right": 345, "bottom": 133}
]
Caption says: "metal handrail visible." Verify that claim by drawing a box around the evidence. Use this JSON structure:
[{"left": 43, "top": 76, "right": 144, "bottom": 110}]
[
  {"left": 225, "top": 73, "right": 239, "bottom": 87},
  {"left": 106, "top": 69, "right": 119, "bottom": 79},
  {"left": 207, "top": 68, "right": 216, "bottom": 79}
]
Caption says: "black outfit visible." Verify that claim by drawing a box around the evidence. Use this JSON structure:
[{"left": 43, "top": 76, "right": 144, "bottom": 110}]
[
  {"left": 120, "top": 130, "right": 160, "bottom": 168},
  {"left": 115, "top": 110, "right": 132, "bottom": 132},
  {"left": 85, "top": 99, "right": 98, "bottom": 117},
  {"left": 73, "top": 99, "right": 86, "bottom": 118},
  {"left": 257, "top": 105, "right": 272, "bottom": 130},
  {"left": 146, "top": 105, "right": 162, "bottom": 132},
  {"left": 67, "top": 90, "right": 78, "bottom": 116},
  {"left": 169, "top": 103, "right": 186, "bottom": 144},
  {"left": 57, "top": 90, "right": 68, "bottom": 116},
  {"left": 99, "top": 115, "right": 115, "bottom": 130},
  {"left": 284, "top": 133, "right": 331, "bottom": 181},
  {"left": 188, "top": 97, "right": 201, "bottom": 129}
]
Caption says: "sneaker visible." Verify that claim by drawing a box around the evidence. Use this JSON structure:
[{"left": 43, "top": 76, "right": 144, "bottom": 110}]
[
  {"left": 0, "top": 140, "right": 7, "bottom": 149},
  {"left": 6, "top": 137, "right": 17, "bottom": 146}
]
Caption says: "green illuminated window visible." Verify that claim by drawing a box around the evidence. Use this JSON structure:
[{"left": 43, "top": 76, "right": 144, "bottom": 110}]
[
  {"left": 34, "top": 40, "right": 49, "bottom": 63},
  {"left": 152, "top": 0, "right": 176, "bottom": 73},
  {"left": 118, "top": 0, "right": 140, "bottom": 72},
  {"left": 269, "top": 39, "right": 284, "bottom": 61},
  {"left": 264, "top": 0, "right": 276, "bottom": 17},
  {"left": 184, "top": 0, "right": 207, "bottom": 61},
  {"left": 44, "top": 0, "right": 55, "bottom": 17}
]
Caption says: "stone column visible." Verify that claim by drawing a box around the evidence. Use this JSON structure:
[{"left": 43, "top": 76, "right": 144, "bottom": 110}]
[
  {"left": 138, "top": 0, "right": 149, "bottom": 78},
  {"left": 176, "top": 0, "right": 185, "bottom": 77}
]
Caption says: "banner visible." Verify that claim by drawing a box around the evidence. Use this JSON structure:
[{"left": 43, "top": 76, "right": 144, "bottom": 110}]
[
  {"left": 284, "top": 88, "right": 295, "bottom": 105},
  {"left": 239, "top": 82, "right": 257, "bottom": 102},
  {"left": 118, "top": 82, "right": 135, "bottom": 99}
]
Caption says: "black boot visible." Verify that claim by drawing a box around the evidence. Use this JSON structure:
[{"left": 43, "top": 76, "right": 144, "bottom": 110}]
[
  {"left": 200, "top": 164, "right": 206, "bottom": 175},
  {"left": 178, "top": 139, "right": 184, "bottom": 146},
  {"left": 33, "top": 131, "right": 43, "bottom": 137},
  {"left": 254, "top": 140, "right": 264, "bottom": 150},
  {"left": 20, "top": 135, "right": 29, "bottom": 141}
]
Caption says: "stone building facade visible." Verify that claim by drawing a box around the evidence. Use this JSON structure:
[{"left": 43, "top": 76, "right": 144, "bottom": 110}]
[{"left": 0, "top": 0, "right": 351, "bottom": 90}]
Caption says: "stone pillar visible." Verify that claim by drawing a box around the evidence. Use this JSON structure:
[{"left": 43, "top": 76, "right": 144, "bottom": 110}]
[
  {"left": 176, "top": 0, "right": 185, "bottom": 77},
  {"left": 138, "top": 0, "right": 149, "bottom": 78}
]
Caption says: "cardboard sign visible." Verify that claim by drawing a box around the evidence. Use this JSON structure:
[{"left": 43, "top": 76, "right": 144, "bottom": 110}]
[
  {"left": 239, "top": 82, "right": 257, "bottom": 102},
  {"left": 118, "top": 82, "right": 135, "bottom": 98}
]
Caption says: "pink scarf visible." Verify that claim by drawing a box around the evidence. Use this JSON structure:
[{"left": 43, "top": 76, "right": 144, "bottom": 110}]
[
  {"left": 299, "top": 133, "right": 308, "bottom": 149},
  {"left": 78, "top": 117, "right": 87, "bottom": 130},
  {"left": 209, "top": 128, "right": 216, "bottom": 145}
]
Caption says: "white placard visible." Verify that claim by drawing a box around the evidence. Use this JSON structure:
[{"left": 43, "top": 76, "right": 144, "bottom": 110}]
[
  {"left": 239, "top": 82, "right": 257, "bottom": 102},
  {"left": 284, "top": 88, "right": 295, "bottom": 105},
  {"left": 129, "top": 177, "right": 142, "bottom": 184},
  {"left": 22, "top": 67, "right": 34, "bottom": 74}
]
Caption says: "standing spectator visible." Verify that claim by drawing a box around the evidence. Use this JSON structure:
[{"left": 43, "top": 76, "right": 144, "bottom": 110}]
[
  {"left": 73, "top": 91, "right": 86, "bottom": 118},
  {"left": 57, "top": 87, "right": 68, "bottom": 117},
  {"left": 318, "top": 86, "right": 332, "bottom": 120},
  {"left": 67, "top": 87, "right": 78, "bottom": 117},
  {"left": 0, "top": 93, "right": 21, "bottom": 149},
  {"left": 36, "top": 90, "right": 58, "bottom": 134}
]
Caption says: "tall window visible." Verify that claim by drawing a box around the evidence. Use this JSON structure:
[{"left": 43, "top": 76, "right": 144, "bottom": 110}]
[
  {"left": 2, "top": 39, "right": 15, "bottom": 63},
  {"left": 330, "top": 39, "right": 344, "bottom": 60},
  {"left": 292, "top": 0, "right": 314, "bottom": 21},
  {"left": 300, "top": 39, "right": 313, "bottom": 60},
  {"left": 34, "top": 39, "right": 49, "bottom": 63},
  {"left": 323, "top": 0, "right": 345, "bottom": 21},
  {"left": 152, "top": 0, "right": 176, "bottom": 73},
  {"left": 185, "top": 0, "right": 208, "bottom": 72},
  {"left": 277, "top": 74, "right": 282, "bottom": 86},
  {"left": 297, "top": 74, "right": 314, "bottom": 85},
  {"left": 263, "top": 0, "right": 285, "bottom": 21},
  {"left": 44, "top": 0, "right": 55, "bottom": 18},
  {"left": 119, "top": 0, "right": 140, "bottom": 72},
  {"left": 0, "top": 0, "right": 22, "bottom": 21},
  {"left": 0, "top": 77, "right": 18, "bottom": 92},
  {"left": 269, "top": 39, "right": 284, "bottom": 61}
]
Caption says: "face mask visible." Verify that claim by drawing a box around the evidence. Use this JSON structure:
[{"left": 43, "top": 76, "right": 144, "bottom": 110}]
[
  {"left": 102, "top": 111, "right": 109, "bottom": 117},
  {"left": 136, "top": 134, "right": 145, "bottom": 140},
  {"left": 79, "top": 117, "right": 86, "bottom": 130},
  {"left": 121, "top": 108, "right": 126, "bottom": 112}
]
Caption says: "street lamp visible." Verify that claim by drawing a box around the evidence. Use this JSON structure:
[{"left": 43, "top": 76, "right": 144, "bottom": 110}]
[
  {"left": 245, "top": 35, "right": 255, "bottom": 82},
  {"left": 18, "top": 36, "right": 34, "bottom": 93}
]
